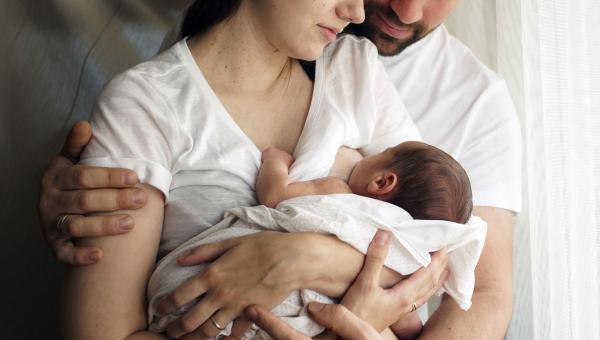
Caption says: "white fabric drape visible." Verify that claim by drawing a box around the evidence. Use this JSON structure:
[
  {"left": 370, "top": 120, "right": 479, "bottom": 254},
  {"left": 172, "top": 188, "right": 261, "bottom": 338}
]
[{"left": 448, "top": 1, "right": 600, "bottom": 339}]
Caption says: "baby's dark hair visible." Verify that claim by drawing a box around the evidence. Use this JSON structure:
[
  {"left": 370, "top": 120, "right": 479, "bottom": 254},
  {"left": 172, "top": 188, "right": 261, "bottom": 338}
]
[{"left": 386, "top": 142, "right": 473, "bottom": 224}]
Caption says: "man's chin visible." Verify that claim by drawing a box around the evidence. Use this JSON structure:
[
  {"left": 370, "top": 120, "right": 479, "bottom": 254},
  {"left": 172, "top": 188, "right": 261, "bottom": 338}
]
[{"left": 371, "top": 34, "right": 415, "bottom": 57}]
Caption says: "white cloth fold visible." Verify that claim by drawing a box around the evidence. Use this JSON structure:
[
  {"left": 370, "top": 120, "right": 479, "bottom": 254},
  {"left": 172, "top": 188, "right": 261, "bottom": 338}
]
[{"left": 147, "top": 194, "right": 487, "bottom": 338}]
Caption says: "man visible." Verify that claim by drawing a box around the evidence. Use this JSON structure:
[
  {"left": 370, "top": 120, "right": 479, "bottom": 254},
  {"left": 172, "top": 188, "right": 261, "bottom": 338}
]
[{"left": 38, "top": 0, "right": 521, "bottom": 338}]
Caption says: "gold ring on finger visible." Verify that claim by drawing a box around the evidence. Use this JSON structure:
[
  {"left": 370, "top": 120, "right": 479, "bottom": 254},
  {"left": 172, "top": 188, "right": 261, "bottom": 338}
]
[{"left": 210, "top": 316, "right": 225, "bottom": 331}]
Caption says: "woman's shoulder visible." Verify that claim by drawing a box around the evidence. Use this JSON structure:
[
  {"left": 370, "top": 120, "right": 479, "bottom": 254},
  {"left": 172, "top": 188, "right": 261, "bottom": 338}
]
[{"left": 101, "top": 40, "right": 193, "bottom": 100}]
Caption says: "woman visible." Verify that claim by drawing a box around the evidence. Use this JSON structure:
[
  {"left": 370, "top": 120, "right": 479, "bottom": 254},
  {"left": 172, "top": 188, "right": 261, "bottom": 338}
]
[{"left": 62, "top": 0, "right": 441, "bottom": 339}]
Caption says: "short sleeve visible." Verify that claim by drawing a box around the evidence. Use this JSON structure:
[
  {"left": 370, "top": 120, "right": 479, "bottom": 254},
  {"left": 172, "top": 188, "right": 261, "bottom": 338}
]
[
  {"left": 360, "top": 57, "right": 422, "bottom": 156},
  {"left": 324, "top": 36, "right": 422, "bottom": 156},
  {"left": 458, "top": 80, "right": 522, "bottom": 212},
  {"left": 80, "top": 71, "right": 183, "bottom": 201}
]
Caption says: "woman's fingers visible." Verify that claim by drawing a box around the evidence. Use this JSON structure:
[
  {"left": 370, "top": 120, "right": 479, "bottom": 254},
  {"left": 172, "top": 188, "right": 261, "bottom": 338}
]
[
  {"left": 226, "top": 316, "right": 254, "bottom": 339},
  {"left": 307, "top": 302, "right": 382, "bottom": 340},
  {"left": 391, "top": 247, "right": 449, "bottom": 312},
  {"left": 157, "top": 273, "right": 211, "bottom": 315},
  {"left": 246, "top": 305, "right": 310, "bottom": 340},
  {"left": 355, "top": 230, "right": 390, "bottom": 285},
  {"left": 193, "top": 306, "right": 245, "bottom": 338},
  {"left": 165, "top": 293, "right": 220, "bottom": 339},
  {"left": 177, "top": 239, "right": 238, "bottom": 266}
]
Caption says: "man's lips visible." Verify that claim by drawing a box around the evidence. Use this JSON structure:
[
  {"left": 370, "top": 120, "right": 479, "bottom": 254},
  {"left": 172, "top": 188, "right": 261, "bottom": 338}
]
[
  {"left": 374, "top": 14, "right": 414, "bottom": 39},
  {"left": 318, "top": 25, "right": 340, "bottom": 41}
]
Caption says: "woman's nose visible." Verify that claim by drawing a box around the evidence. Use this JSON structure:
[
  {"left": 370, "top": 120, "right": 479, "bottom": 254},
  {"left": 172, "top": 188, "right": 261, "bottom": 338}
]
[
  {"left": 391, "top": 0, "right": 424, "bottom": 24},
  {"left": 338, "top": 0, "right": 366, "bottom": 24}
]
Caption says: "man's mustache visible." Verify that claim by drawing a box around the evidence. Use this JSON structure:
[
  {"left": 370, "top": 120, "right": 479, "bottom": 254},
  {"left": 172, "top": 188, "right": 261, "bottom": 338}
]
[{"left": 380, "top": 14, "right": 422, "bottom": 31}]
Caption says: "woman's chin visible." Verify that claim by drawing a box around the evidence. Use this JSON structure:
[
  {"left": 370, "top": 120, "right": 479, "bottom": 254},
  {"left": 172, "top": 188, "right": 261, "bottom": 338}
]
[{"left": 292, "top": 43, "right": 331, "bottom": 62}]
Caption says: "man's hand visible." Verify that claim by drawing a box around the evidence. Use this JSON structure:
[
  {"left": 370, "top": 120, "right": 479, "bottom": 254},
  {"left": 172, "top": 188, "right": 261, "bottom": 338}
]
[
  {"left": 38, "top": 121, "right": 146, "bottom": 265},
  {"left": 341, "top": 231, "right": 448, "bottom": 332}
]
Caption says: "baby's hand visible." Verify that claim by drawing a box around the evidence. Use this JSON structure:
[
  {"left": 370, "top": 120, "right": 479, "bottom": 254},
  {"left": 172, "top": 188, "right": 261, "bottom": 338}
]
[{"left": 262, "top": 146, "right": 294, "bottom": 168}]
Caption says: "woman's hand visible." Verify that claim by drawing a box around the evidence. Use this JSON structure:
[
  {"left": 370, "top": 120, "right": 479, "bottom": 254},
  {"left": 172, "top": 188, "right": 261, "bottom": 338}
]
[
  {"left": 157, "top": 231, "right": 318, "bottom": 339},
  {"left": 232, "top": 303, "right": 385, "bottom": 340},
  {"left": 341, "top": 230, "right": 449, "bottom": 333},
  {"left": 158, "top": 229, "right": 448, "bottom": 339},
  {"left": 225, "top": 230, "right": 427, "bottom": 340}
]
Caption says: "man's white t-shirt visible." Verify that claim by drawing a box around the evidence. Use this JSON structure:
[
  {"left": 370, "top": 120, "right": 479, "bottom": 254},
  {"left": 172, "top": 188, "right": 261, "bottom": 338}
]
[
  {"left": 381, "top": 25, "right": 522, "bottom": 212},
  {"left": 80, "top": 36, "right": 420, "bottom": 257}
]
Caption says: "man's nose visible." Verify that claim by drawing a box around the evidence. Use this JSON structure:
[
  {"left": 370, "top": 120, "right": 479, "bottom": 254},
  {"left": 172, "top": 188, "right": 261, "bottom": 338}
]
[{"left": 390, "top": 0, "right": 424, "bottom": 24}]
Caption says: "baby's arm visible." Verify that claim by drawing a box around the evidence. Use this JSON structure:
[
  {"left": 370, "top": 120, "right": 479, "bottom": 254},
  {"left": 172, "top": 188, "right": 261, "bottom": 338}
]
[{"left": 256, "top": 147, "right": 352, "bottom": 208}]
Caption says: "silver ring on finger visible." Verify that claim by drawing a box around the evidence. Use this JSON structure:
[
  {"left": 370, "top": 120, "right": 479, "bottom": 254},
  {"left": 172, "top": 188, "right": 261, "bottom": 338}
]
[
  {"left": 56, "top": 214, "right": 71, "bottom": 233},
  {"left": 210, "top": 316, "right": 225, "bottom": 331}
]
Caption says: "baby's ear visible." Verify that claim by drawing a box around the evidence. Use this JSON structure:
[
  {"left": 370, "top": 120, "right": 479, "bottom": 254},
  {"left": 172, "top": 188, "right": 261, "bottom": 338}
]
[{"left": 367, "top": 172, "right": 398, "bottom": 196}]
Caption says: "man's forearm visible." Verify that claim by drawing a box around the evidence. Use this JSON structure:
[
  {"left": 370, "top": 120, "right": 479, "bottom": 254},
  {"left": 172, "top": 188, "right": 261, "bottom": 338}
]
[
  {"left": 418, "top": 290, "right": 512, "bottom": 340},
  {"left": 419, "top": 206, "right": 515, "bottom": 339}
]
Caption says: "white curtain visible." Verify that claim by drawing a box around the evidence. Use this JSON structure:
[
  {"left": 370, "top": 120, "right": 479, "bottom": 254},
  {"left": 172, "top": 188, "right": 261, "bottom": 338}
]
[{"left": 447, "top": 1, "right": 600, "bottom": 339}]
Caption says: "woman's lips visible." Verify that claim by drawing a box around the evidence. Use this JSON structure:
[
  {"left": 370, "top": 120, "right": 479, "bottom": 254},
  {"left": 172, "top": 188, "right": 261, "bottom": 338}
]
[
  {"left": 318, "top": 25, "right": 339, "bottom": 42},
  {"left": 375, "top": 14, "right": 413, "bottom": 39}
]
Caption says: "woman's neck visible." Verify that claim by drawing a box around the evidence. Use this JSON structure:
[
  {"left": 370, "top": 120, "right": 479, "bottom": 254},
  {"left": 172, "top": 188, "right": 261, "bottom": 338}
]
[{"left": 187, "top": 6, "right": 293, "bottom": 94}]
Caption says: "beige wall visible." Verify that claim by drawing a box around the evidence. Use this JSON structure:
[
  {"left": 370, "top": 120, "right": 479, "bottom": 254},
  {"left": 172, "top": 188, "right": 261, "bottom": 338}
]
[{"left": 445, "top": 0, "right": 498, "bottom": 71}]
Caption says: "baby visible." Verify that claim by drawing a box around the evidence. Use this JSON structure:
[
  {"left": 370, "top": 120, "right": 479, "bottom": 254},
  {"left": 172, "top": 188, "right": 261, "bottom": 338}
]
[
  {"left": 256, "top": 142, "right": 473, "bottom": 339},
  {"left": 147, "top": 141, "right": 479, "bottom": 339},
  {"left": 256, "top": 140, "right": 473, "bottom": 338},
  {"left": 257, "top": 141, "right": 473, "bottom": 224}
]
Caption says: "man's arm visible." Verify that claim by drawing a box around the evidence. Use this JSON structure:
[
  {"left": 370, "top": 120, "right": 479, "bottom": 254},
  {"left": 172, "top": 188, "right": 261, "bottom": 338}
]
[
  {"left": 38, "top": 121, "right": 145, "bottom": 265},
  {"left": 418, "top": 206, "right": 514, "bottom": 339}
]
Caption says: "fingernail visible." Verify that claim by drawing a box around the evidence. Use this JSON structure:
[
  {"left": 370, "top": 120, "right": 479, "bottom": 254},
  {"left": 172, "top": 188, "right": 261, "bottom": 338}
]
[
  {"left": 308, "top": 302, "right": 325, "bottom": 312},
  {"left": 124, "top": 172, "right": 138, "bottom": 185},
  {"left": 245, "top": 306, "right": 259, "bottom": 322},
  {"left": 177, "top": 251, "right": 191, "bottom": 264},
  {"left": 119, "top": 216, "right": 133, "bottom": 231},
  {"left": 133, "top": 190, "right": 146, "bottom": 204},
  {"left": 88, "top": 251, "right": 101, "bottom": 262},
  {"left": 374, "top": 231, "right": 390, "bottom": 246}
]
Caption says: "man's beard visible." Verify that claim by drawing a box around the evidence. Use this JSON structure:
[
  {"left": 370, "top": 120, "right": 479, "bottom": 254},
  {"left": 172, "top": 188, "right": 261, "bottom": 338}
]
[{"left": 350, "top": 4, "right": 429, "bottom": 56}]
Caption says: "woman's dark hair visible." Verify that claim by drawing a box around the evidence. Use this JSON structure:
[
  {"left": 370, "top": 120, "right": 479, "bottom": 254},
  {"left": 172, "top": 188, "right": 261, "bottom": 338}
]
[{"left": 180, "top": 0, "right": 242, "bottom": 38}]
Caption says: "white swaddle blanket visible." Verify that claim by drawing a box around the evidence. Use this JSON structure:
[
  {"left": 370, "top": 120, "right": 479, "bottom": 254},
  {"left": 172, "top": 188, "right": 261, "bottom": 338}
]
[{"left": 147, "top": 194, "right": 487, "bottom": 338}]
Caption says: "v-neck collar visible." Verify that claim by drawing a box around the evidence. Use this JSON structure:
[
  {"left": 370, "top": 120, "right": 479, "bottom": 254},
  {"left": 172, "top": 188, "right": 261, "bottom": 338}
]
[{"left": 179, "top": 39, "right": 325, "bottom": 160}]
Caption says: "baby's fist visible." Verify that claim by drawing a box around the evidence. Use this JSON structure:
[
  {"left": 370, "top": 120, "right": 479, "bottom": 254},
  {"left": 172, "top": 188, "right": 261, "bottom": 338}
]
[{"left": 262, "top": 146, "right": 294, "bottom": 167}]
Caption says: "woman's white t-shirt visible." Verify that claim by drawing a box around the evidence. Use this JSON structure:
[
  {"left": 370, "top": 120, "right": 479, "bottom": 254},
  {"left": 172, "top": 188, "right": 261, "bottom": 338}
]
[{"left": 81, "top": 35, "right": 420, "bottom": 257}]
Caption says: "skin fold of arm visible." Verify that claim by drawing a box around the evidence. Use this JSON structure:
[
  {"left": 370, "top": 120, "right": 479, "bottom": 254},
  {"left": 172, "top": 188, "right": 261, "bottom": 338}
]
[
  {"left": 61, "top": 184, "right": 170, "bottom": 340},
  {"left": 418, "top": 206, "right": 515, "bottom": 340}
]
